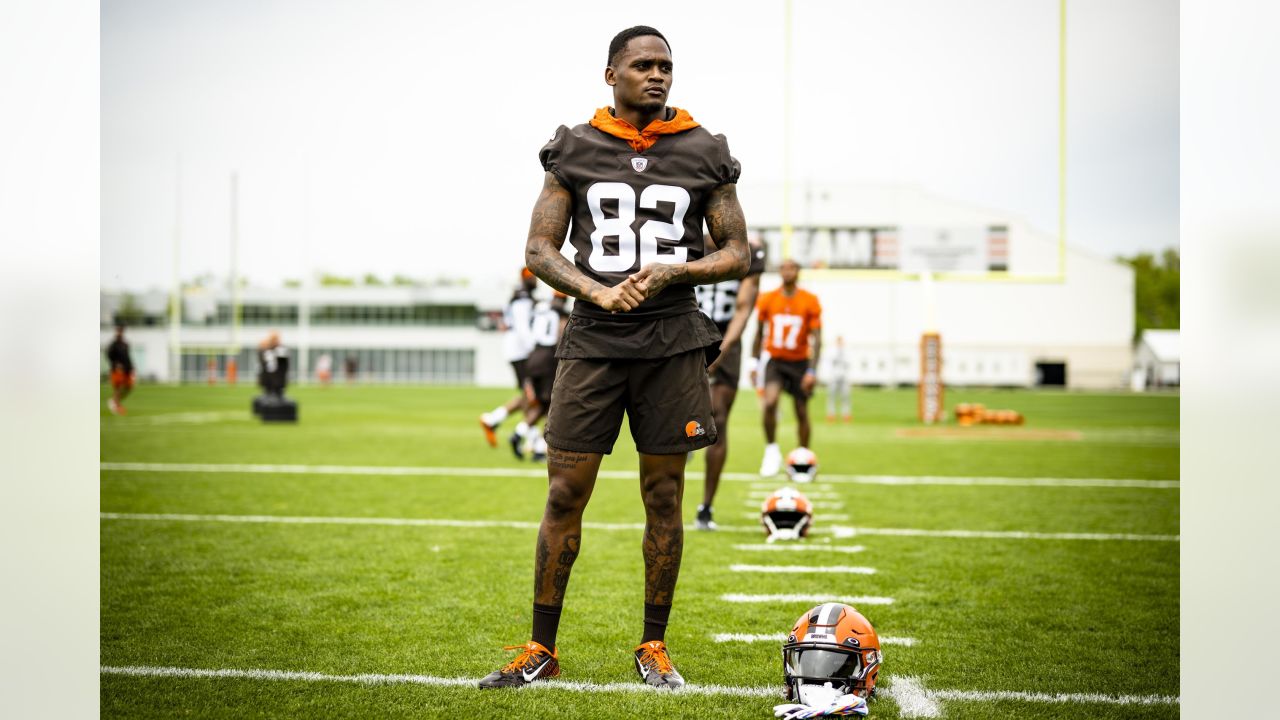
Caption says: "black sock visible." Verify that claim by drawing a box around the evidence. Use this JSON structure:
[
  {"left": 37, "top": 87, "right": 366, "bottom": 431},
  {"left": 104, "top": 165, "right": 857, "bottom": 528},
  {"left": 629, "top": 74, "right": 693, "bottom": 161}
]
[
  {"left": 531, "top": 603, "right": 562, "bottom": 650},
  {"left": 642, "top": 602, "right": 672, "bottom": 644}
]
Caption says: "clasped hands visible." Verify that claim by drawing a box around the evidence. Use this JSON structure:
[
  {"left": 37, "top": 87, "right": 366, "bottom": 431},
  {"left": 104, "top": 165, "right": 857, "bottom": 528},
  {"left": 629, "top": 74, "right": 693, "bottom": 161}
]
[{"left": 593, "top": 263, "right": 682, "bottom": 313}]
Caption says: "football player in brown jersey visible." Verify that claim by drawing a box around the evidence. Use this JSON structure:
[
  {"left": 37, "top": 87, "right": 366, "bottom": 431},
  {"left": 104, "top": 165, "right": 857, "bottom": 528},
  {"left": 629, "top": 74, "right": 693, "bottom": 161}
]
[
  {"left": 693, "top": 236, "right": 766, "bottom": 530},
  {"left": 479, "top": 25, "right": 750, "bottom": 691}
]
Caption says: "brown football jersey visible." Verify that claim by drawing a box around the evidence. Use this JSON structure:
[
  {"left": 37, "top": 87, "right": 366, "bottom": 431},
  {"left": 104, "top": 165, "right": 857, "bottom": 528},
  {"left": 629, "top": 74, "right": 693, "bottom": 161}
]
[{"left": 540, "top": 120, "right": 741, "bottom": 321}]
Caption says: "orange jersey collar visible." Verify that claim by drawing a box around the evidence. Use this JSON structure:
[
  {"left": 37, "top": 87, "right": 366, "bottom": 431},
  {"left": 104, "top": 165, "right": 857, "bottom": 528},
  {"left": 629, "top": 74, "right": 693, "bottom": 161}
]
[{"left": 589, "top": 106, "right": 700, "bottom": 153}]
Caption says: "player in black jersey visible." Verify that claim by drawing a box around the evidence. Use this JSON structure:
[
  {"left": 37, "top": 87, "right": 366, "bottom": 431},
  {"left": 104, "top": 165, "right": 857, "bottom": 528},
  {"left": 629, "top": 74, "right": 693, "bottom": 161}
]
[
  {"left": 693, "top": 236, "right": 766, "bottom": 530},
  {"left": 479, "top": 25, "right": 750, "bottom": 691},
  {"left": 105, "top": 325, "right": 134, "bottom": 415}
]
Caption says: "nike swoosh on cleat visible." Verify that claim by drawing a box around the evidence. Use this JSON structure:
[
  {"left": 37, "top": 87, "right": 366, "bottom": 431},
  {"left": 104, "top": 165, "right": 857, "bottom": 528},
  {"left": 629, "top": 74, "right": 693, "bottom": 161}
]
[
  {"left": 635, "top": 659, "right": 650, "bottom": 679},
  {"left": 522, "top": 660, "right": 549, "bottom": 682}
]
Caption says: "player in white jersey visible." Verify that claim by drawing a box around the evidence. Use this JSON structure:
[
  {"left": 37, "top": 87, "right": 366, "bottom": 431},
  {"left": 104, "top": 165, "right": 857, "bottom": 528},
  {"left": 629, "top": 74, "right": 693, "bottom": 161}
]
[
  {"left": 826, "top": 335, "right": 852, "bottom": 422},
  {"left": 518, "top": 292, "right": 571, "bottom": 461},
  {"left": 480, "top": 268, "right": 538, "bottom": 456}
]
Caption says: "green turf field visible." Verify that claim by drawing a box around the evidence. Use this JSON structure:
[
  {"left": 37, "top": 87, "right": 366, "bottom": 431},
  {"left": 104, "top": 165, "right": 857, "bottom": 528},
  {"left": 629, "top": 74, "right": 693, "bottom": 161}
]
[{"left": 100, "top": 384, "right": 1179, "bottom": 718}]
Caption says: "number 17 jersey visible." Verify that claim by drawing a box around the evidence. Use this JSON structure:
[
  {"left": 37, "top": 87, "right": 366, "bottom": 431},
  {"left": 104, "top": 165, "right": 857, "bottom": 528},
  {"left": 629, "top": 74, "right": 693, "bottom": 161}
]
[{"left": 539, "top": 109, "right": 741, "bottom": 322}]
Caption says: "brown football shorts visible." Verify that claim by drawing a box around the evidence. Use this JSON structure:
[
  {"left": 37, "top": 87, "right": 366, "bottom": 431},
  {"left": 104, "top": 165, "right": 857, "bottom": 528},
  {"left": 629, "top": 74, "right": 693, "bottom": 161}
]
[
  {"left": 510, "top": 359, "right": 530, "bottom": 390},
  {"left": 710, "top": 340, "right": 742, "bottom": 388},
  {"left": 544, "top": 348, "right": 717, "bottom": 455},
  {"left": 765, "top": 357, "right": 812, "bottom": 398},
  {"left": 524, "top": 346, "right": 558, "bottom": 410}
]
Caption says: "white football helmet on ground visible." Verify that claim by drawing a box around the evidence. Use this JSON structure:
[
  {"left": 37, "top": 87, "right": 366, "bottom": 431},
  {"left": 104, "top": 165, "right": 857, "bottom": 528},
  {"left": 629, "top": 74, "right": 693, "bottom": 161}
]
[
  {"left": 785, "top": 447, "right": 819, "bottom": 483},
  {"left": 761, "top": 487, "right": 813, "bottom": 541}
]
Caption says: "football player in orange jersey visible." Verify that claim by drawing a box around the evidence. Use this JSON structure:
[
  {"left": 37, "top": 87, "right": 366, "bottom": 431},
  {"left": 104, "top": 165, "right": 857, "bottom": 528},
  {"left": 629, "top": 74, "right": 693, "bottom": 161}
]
[{"left": 750, "top": 259, "right": 822, "bottom": 476}]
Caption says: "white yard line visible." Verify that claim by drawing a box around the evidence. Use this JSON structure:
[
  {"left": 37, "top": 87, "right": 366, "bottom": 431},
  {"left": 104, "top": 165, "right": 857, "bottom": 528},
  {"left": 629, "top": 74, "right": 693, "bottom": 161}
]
[
  {"left": 712, "top": 633, "right": 917, "bottom": 647},
  {"left": 743, "top": 500, "right": 844, "bottom": 510},
  {"left": 127, "top": 411, "right": 244, "bottom": 426},
  {"left": 929, "top": 688, "right": 1181, "bottom": 705},
  {"left": 721, "top": 594, "right": 895, "bottom": 605},
  {"left": 99, "top": 665, "right": 1178, "bottom": 708},
  {"left": 735, "top": 474, "right": 1179, "bottom": 489},
  {"left": 100, "top": 512, "right": 623, "bottom": 531},
  {"left": 98, "top": 665, "right": 775, "bottom": 697},
  {"left": 100, "top": 462, "right": 1177, "bottom": 489},
  {"left": 747, "top": 492, "right": 841, "bottom": 500},
  {"left": 886, "top": 676, "right": 943, "bottom": 718},
  {"left": 829, "top": 526, "right": 1180, "bottom": 542},
  {"left": 100, "top": 513, "right": 1177, "bottom": 542},
  {"left": 741, "top": 513, "right": 850, "bottom": 522},
  {"left": 102, "top": 461, "right": 551, "bottom": 479},
  {"left": 732, "top": 544, "right": 865, "bottom": 554},
  {"left": 729, "top": 564, "right": 876, "bottom": 575}
]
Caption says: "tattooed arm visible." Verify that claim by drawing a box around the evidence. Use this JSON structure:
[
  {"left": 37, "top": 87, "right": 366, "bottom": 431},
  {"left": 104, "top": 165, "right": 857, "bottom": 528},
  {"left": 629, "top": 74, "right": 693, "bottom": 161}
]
[
  {"left": 525, "top": 172, "right": 645, "bottom": 312},
  {"left": 629, "top": 183, "right": 750, "bottom": 298}
]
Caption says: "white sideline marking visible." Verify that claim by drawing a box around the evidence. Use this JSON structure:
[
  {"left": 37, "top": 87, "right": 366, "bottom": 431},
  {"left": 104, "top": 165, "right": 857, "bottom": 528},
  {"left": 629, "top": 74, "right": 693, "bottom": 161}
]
[
  {"left": 722, "top": 594, "right": 895, "bottom": 605},
  {"left": 99, "top": 462, "right": 1177, "bottom": 489},
  {"left": 886, "top": 676, "right": 942, "bottom": 718},
  {"left": 829, "top": 526, "right": 1180, "bottom": 542},
  {"left": 732, "top": 544, "right": 865, "bottom": 554},
  {"left": 100, "top": 513, "right": 1176, "bottom": 542},
  {"left": 729, "top": 564, "right": 876, "bottom": 575},
  {"left": 98, "top": 665, "right": 777, "bottom": 698},
  {"left": 99, "top": 665, "right": 1178, "bottom": 708},
  {"left": 712, "top": 633, "right": 917, "bottom": 647}
]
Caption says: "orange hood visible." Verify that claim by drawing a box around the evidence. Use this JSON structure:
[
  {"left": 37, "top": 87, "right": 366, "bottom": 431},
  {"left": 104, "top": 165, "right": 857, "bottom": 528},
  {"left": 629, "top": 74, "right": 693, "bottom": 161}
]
[{"left": 589, "top": 107, "right": 699, "bottom": 153}]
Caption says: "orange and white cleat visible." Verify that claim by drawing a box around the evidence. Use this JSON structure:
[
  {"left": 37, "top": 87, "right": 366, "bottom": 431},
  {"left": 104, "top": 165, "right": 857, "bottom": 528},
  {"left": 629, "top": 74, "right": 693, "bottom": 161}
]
[
  {"left": 478, "top": 641, "right": 559, "bottom": 689},
  {"left": 479, "top": 416, "right": 498, "bottom": 448},
  {"left": 634, "top": 640, "right": 684, "bottom": 689}
]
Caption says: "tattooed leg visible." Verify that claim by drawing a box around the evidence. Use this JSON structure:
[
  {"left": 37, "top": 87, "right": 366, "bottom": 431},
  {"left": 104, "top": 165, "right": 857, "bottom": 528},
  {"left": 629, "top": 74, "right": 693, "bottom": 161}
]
[
  {"left": 639, "top": 452, "right": 687, "bottom": 606},
  {"left": 533, "top": 447, "right": 603, "bottom": 605}
]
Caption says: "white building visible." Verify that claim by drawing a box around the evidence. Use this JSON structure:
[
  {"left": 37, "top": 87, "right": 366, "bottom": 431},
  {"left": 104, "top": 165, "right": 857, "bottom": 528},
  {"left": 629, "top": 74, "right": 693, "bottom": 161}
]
[
  {"left": 738, "top": 182, "right": 1135, "bottom": 389},
  {"left": 1133, "top": 329, "right": 1180, "bottom": 388},
  {"left": 100, "top": 280, "right": 517, "bottom": 386},
  {"left": 102, "top": 184, "right": 1137, "bottom": 390}
]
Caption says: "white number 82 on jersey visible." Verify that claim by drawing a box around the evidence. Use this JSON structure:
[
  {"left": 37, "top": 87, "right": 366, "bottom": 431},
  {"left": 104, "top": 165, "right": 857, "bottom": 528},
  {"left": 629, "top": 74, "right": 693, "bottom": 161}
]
[{"left": 585, "top": 182, "right": 691, "bottom": 272}]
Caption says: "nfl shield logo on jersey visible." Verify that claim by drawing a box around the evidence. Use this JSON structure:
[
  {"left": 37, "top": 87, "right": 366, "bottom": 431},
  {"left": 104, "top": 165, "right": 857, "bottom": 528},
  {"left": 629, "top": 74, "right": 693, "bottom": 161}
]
[{"left": 630, "top": 157, "right": 648, "bottom": 173}]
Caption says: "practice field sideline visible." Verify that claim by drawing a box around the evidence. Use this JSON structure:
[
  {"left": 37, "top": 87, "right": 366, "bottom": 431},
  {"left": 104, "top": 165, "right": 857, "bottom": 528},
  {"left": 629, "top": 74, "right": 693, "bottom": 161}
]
[{"left": 101, "top": 385, "right": 1178, "bottom": 719}]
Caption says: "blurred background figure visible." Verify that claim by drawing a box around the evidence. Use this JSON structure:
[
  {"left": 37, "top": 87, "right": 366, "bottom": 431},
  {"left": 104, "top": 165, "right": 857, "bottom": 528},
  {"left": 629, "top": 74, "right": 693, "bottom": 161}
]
[
  {"left": 694, "top": 235, "right": 766, "bottom": 530},
  {"left": 751, "top": 259, "right": 823, "bottom": 476},
  {"left": 480, "top": 268, "right": 538, "bottom": 453},
  {"left": 519, "top": 291, "right": 571, "bottom": 461},
  {"left": 257, "top": 331, "right": 289, "bottom": 399},
  {"left": 826, "top": 335, "right": 852, "bottom": 423},
  {"left": 105, "top": 325, "right": 135, "bottom": 415},
  {"left": 344, "top": 354, "right": 358, "bottom": 385},
  {"left": 316, "top": 353, "right": 333, "bottom": 386}
]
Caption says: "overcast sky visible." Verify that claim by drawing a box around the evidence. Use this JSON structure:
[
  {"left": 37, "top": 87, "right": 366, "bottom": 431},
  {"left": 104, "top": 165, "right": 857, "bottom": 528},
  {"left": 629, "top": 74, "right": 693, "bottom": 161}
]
[{"left": 101, "top": 0, "right": 1178, "bottom": 291}]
